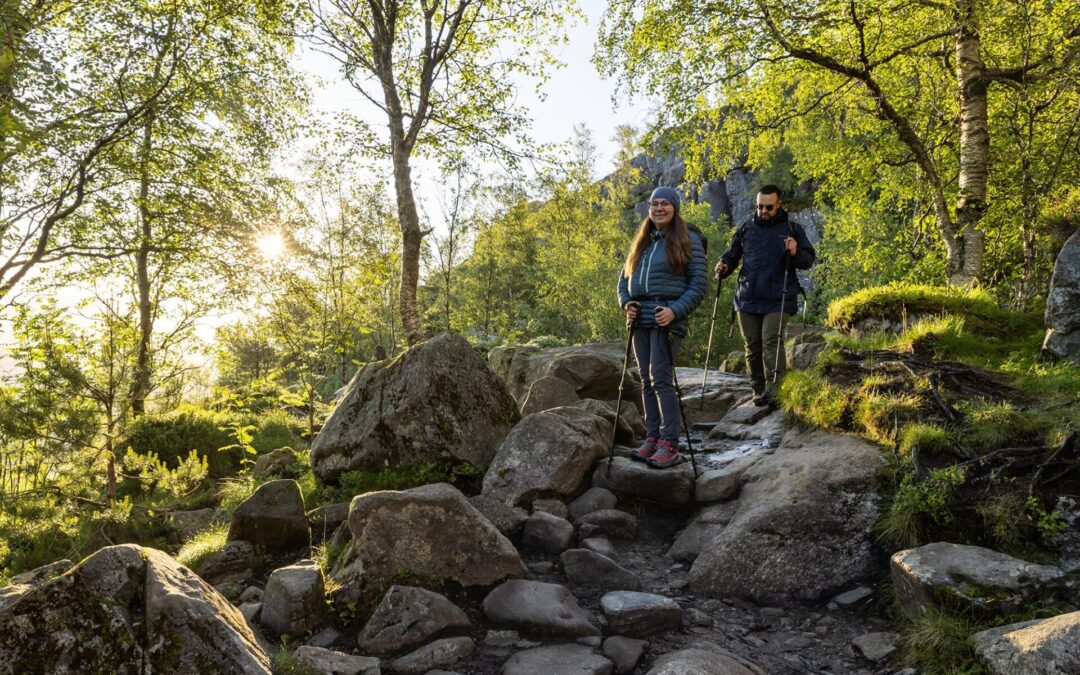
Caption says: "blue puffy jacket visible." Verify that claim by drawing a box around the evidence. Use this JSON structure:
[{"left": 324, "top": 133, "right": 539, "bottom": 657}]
[
  {"left": 617, "top": 227, "right": 708, "bottom": 337},
  {"left": 719, "top": 209, "right": 816, "bottom": 315}
]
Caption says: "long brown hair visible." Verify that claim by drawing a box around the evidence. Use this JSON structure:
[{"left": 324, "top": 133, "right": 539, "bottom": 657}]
[{"left": 623, "top": 214, "right": 693, "bottom": 278}]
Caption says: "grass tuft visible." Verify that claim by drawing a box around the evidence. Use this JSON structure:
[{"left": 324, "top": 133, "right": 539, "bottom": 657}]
[
  {"left": 900, "top": 607, "right": 985, "bottom": 675},
  {"left": 175, "top": 522, "right": 228, "bottom": 571}
]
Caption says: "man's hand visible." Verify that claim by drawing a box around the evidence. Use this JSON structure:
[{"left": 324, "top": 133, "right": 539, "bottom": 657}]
[
  {"left": 714, "top": 260, "right": 728, "bottom": 277},
  {"left": 655, "top": 306, "right": 675, "bottom": 327},
  {"left": 784, "top": 236, "right": 797, "bottom": 256}
]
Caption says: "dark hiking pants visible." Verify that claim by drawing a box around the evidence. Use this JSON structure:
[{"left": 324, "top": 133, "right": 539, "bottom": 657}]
[
  {"left": 632, "top": 327, "right": 683, "bottom": 442},
  {"left": 737, "top": 311, "right": 789, "bottom": 397}
]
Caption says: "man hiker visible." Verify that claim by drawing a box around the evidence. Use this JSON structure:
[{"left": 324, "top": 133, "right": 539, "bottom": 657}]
[{"left": 715, "top": 185, "right": 816, "bottom": 406}]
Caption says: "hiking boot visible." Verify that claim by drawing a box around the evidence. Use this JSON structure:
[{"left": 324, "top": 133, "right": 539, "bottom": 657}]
[
  {"left": 630, "top": 437, "right": 658, "bottom": 462},
  {"left": 646, "top": 440, "right": 682, "bottom": 468}
]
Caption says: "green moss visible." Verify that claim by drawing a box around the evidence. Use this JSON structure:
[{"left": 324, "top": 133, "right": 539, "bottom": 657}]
[
  {"left": 826, "top": 282, "right": 1013, "bottom": 334},
  {"left": 327, "top": 460, "right": 482, "bottom": 501}
]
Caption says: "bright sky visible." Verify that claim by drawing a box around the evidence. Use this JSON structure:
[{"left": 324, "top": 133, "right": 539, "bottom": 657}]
[
  {"left": 2, "top": 0, "right": 652, "bottom": 374},
  {"left": 291, "top": 0, "right": 656, "bottom": 222}
]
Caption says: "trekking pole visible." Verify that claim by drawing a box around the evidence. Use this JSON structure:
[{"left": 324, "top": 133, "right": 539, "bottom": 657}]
[
  {"left": 667, "top": 330, "right": 698, "bottom": 479},
  {"left": 608, "top": 304, "right": 638, "bottom": 476},
  {"left": 773, "top": 249, "right": 792, "bottom": 387},
  {"left": 698, "top": 274, "right": 723, "bottom": 410}
]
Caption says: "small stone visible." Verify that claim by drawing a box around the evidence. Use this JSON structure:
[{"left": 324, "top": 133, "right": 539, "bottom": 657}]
[
  {"left": 568, "top": 487, "right": 619, "bottom": 521},
  {"left": 561, "top": 549, "right": 641, "bottom": 592},
  {"left": 388, "top": 637, "right": 474, "bottom": 675},
  {"left": 685, "top": 608, "right": 712, "bottom": 627},
  {"left": 532, "top": 498, "right": 569, "bottom": 520},
  {"left": 851, "top": 632, "right": 900, "bottom": 662},
  {"left": 831, "top": 585, "right": 873, "bottom": 607},
  {"left": 603, "top": 636, "right": 647, "bottom": 674},
  {"left": 482, "top": 580, "right": 599, "bottom": 637},
  {"left": 260, "top": 560, "right": 326, "bottom": 637},
  {"left": 357, "top": 585, "right": 471, "bottom": 655},
  {"left": 228, "top": 479, "right": 310, "bottom": 552},
  {"left": 521, "top": 511, "right": 575, "bottom": 554},
  {"left": 483, "top": 630, "right": 519, "bottom": 647},
  {"left": 577, "top": 635, "right": 603, "bottom": 647},
  {"left": 294, "top": 646, "right": 380, "bottom": 675},
  {"left": 580, "top": 537, "right": 618, "bottom": 559},
  {"left": 239, "top": 585, "right": 264, "bottom": 603},
  {"left": 306, "top": 626, "right": 342, "bottom": 649},
  {"left": 695, "top": 468, "right": 741, "bottom": 502},
  {"left": 239, "top": 602, "right": 261, "bottom": 623},
  {"left": 527, "top": 561, "right": 556, "bottom": 575},
  {"left": 468, "top": 494, "right": 529, "bottom": 539},
  {"left": 197, "top": 540, "right": 254, "bottom": 586},
  {"left": 573, "top": 509, "right": 639, "bottom": 540},
  {"left": 502, "top": 644, "right": 613, "bottom": 675},
  {"left": 600, "top": 591, "right": 682, "bottom": 638}
]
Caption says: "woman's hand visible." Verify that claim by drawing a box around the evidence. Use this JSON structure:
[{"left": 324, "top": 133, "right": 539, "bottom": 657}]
[
  {"left": 624, "top": 301, "right": 640, "bottom": 322},
  {"left": 655, "top": 307, "right": 675, "bottom": 326}
]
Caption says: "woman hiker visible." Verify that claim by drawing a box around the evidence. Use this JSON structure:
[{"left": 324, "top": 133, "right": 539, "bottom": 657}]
[{"left": 617, "top": 186, "right": 708, "bottom": 468}]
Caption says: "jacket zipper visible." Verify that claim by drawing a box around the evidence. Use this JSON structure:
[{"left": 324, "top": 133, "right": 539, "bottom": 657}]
[{"left": 643, "top": 240, "right": 659, "bottom": 295}]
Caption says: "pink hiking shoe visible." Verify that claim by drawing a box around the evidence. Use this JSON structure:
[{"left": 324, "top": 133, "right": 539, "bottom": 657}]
[
  {"left": 630, "top": 437, "right": 658, "bottom": 462},
  {"left": 647, "top": 440, "right": 682, "bottom": 468}
]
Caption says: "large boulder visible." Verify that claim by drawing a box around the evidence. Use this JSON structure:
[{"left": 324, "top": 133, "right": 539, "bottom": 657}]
[
  {"left": 482, "top": 408, "right": 610, "bottom": 507},
  {"left": 1044, "top": 230, "right": 1080, "bottom": 363},
  {"left": 972, "top": 610, "right": 1080, "bottom": 675},
  {"left": 331, "top": 483, "right": 526, "bottom": 602},
  {"left": 310, "top": 333, "right": 520, "bottom": 481},
  {"left": 891, "top": 542, "right": 1069, "bottom": 620},
  {"left": 358, "top": 585, "right": 471, "bottom": 655},
  {"left": 488, "top": 342, "right": 641, "bottom": 408},
  {"left": 0, "top": 544, "right": 270, "bottom": 673},
  {"left": 688, "top": 428, "right": 884, "bottom": 603},
  {"left": 228, "top": 479, "right": 310, "bottom": 553}
]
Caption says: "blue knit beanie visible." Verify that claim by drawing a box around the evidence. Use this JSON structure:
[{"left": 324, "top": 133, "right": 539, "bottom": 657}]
[{"left": 649, "top": 186, "right": 681, "bottom": 214}]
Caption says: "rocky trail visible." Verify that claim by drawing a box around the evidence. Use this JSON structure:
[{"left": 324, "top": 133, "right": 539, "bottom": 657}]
[{"left": 2, "top": 336, "right": 1077, "bottom": 674}]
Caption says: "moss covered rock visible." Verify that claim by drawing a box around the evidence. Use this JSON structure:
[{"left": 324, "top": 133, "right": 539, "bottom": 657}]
[
  {"left": 310, "top": 333, "right": 520, "bottom": 482},
  {"left": 0, "top": 544, "right": 270, "bottom": 674}
]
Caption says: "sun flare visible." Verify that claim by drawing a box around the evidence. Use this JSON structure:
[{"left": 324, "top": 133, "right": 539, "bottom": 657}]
[{"left": 256, "top": 233, "right": 286, "bottom": 261}]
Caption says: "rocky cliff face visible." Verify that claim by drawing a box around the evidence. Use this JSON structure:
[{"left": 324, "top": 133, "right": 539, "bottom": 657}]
[{"left": 624, "top": 150, "right": 824, "bottom": 245}]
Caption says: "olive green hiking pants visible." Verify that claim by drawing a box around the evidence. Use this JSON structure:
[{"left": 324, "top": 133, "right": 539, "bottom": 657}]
[{"left": 737, "top": 311, "right": 789, "bottom": 397}]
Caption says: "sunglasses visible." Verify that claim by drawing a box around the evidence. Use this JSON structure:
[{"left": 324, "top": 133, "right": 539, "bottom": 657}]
[{"left": 755, "top": 204, "right": 777, "bottom": 211}]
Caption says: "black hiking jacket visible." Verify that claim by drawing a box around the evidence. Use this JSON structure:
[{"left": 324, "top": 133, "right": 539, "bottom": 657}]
[{"left": 718, "top": 209, "right": 816, "bottom": 315}]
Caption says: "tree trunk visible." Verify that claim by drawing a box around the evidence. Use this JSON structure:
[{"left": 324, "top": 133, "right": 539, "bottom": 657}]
[
  {"left": 130, "top": 104, "right": 155, "bottom": 416},
  {"left": 953, "top": 0, "right": 989, "bottom": 286},
  {"left": 390, "top": 135, "right": 425, "bottom": 346}
]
